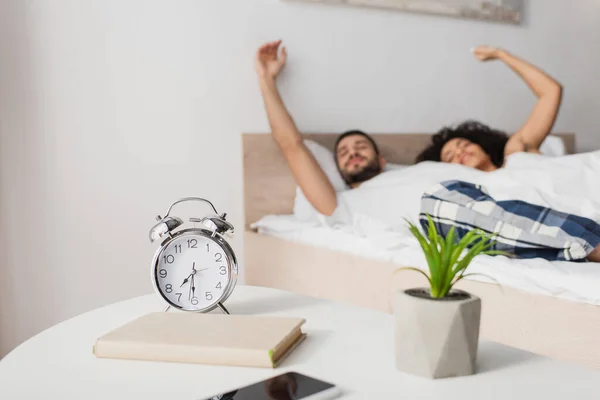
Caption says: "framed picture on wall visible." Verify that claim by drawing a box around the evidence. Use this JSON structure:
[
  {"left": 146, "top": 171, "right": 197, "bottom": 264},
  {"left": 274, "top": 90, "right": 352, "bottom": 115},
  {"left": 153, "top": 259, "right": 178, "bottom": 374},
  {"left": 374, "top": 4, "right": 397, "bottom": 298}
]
[{"left": 283, "top": 0, "right": 523, "bottom": 25}]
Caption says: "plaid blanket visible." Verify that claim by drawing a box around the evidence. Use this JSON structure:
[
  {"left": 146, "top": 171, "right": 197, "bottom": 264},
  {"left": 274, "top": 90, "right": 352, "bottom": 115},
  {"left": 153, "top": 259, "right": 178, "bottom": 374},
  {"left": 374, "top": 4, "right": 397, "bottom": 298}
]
[{"left": 420, "top": 180, "right": 600, "bottom": 262}]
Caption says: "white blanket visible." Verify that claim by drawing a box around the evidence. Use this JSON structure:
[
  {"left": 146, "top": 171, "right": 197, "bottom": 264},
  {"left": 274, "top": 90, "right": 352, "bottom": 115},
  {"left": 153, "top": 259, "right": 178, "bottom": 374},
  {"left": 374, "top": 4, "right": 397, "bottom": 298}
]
[{"left": 319, "top": 151, "right": 600, "bottom": 242}]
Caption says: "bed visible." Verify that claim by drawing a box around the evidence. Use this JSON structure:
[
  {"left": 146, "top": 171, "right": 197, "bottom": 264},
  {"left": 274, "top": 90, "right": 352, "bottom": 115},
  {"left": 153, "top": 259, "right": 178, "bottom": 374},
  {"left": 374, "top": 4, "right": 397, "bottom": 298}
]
[{"left": 241, "top": 132, "right": 600, "bottom": 370}]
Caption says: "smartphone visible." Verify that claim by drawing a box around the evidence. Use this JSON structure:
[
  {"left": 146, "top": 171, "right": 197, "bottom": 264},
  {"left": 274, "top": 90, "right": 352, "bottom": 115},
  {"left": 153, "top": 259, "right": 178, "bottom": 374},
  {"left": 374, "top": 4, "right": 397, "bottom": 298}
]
[{"left": 200, "top": 371, "right": 341, "bottom": 400}]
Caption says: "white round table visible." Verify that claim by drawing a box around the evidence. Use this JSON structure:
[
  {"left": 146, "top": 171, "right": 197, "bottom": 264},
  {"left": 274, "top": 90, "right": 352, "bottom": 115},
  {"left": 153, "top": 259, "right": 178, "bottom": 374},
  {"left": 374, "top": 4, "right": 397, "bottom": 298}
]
[{"left": 1, "top": 285, "right": 599, "bottom": 399}]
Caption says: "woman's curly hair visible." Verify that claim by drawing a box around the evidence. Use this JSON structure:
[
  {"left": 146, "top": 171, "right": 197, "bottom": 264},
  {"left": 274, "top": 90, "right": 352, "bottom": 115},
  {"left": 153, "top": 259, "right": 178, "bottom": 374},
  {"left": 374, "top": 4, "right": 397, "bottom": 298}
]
[{"left": 415, "top": 120, "right": 509, "bottom": 168}]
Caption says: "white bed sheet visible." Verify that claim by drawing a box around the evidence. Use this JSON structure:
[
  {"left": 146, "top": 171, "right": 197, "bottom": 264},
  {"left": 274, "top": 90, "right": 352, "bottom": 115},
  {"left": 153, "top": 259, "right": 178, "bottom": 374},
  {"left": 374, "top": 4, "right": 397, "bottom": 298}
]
[{"left": 252, "top": 214, "right": 600, "bottom": 306}]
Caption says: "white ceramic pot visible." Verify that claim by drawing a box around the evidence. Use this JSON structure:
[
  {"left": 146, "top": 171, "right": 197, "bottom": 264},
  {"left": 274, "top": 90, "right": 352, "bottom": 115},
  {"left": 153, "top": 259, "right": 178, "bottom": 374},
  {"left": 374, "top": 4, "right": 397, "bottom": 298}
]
[{"left": 394, "top": 287, "right": 481, "bottom": 379}]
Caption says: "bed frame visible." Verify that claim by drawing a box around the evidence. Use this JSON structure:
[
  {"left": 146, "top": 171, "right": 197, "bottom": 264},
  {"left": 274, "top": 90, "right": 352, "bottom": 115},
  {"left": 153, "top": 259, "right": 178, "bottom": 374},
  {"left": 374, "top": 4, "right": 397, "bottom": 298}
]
[{"left": 241, "top": 132, "right": 600, "bottom": 371}]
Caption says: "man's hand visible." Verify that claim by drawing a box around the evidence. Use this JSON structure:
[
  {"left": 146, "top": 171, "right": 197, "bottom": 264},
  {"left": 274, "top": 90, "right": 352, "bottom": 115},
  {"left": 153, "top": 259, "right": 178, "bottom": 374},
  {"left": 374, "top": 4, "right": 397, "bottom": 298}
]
[
  {"left": 255, "top": 40, "right": 287, "bottom": 81},
  {"left": 471, "top": 45, "right": 504, "bottom": 62}
]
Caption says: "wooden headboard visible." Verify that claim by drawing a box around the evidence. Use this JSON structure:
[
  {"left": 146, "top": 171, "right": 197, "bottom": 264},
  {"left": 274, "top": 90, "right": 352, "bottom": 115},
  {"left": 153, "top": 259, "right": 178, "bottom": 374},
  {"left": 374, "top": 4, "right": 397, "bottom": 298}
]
[{"left": 242, "top": 133, "right": 575, "bottom": 227}]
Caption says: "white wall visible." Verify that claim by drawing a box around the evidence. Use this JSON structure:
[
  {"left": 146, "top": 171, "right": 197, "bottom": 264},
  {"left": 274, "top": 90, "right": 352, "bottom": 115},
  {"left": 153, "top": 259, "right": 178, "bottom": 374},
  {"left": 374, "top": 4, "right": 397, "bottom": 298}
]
[{"left": 1, "top": 0, "right": 599, "bottom": 357}]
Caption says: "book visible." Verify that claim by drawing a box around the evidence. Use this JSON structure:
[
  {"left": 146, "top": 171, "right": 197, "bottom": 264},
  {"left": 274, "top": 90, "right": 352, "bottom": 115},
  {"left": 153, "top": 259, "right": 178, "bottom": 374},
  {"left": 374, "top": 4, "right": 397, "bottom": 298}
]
[{"left": 93, "top": 312, "right": 306, "bottom": 368}]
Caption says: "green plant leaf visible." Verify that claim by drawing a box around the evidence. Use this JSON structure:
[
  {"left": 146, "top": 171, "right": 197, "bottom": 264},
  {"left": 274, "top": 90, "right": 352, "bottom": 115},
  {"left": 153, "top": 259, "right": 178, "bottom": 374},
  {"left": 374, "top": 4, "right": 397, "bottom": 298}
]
[
  {"left": 437, "top": 225, "right": 457, "bottom": 298},
  {"left": 426, "top": 215, "right": 439, "bottom": 248},
  {"left": 426, "top": 216, "right": 442, "bottom": 258},
  {"left": 404, "top": 218, "right": 506, "bottom": 298},
  {"left": 449, "top": 230, "right": 479, "bottom": 268},
  {"left": 440, "top": 270, "right": 460, "bottom": 297},
  {"left": 427, "top": 240, "right": 442, "bottom": 296},
  {"left": 405, "top": 220, "right": 439, "bottom": 293},
  {"left": 441, "top": 231, "right": 500, "bottom": 296},
  {"left": 453, "top": 235, "right": 491, "bottom": 275},
  {"left": 424, "top": 215, "right": 445, "bottom": 296},
  {"left": 454, "top": 272, "right": 499, "bottom": 286},
  {"left": 441, "top": 226, "right": 456, "bottom": 269},
  {"left": 439, "top": 272, "right": 459, "bottom": 297},
  {"left": 407, "top": 218, "right": 441, "bottom": 295},
  {"left": 453, "top": 273, "right": 505, "bottom": 295},
  {"left": 405, "top": 220, "right": 430, "bottom": 254},
  {"left": 444, "top": 231, "right": 480, "bottom": 292},
  {"left": 444, "top": 224, "right": 457, "bottom": 250},
  {"left": 394, "top": 267, "right": 432, "bottom": 286},
  {"left": 482, "top": 250, "right": 513, "bottom": 257}
]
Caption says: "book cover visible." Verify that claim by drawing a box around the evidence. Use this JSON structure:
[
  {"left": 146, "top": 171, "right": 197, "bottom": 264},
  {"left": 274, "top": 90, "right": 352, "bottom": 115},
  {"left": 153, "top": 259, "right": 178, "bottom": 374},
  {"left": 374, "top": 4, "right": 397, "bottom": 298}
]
[{"left": 93, "top": 312, "right": 306, "bottom": 368}]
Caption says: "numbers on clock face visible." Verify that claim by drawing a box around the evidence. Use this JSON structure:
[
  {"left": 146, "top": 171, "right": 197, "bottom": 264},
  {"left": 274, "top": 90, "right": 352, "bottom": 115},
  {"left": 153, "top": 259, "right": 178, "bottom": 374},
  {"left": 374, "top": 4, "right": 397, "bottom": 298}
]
[{"left": 155, "top": 234, "right": 230, "bottom": 310}]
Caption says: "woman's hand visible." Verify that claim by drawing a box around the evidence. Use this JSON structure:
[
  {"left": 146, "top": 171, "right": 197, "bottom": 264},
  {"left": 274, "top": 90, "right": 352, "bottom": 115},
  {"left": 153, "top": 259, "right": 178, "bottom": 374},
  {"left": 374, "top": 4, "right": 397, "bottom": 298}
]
[
  {"left": 475, "top": 47, "right": 564, "bottom": 158},
  {"left": 255, "top": 40, "right": 287, "bottom": 82},
  {"left": 471, "top": 45, "right": 505, "bottom": 62}
]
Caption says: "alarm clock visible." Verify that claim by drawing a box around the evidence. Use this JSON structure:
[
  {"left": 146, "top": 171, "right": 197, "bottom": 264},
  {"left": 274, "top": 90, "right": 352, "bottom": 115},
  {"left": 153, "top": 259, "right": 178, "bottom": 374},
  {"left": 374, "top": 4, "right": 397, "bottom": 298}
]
[{"left": 148, "top": 197, "right": 237, "bottom": 314}]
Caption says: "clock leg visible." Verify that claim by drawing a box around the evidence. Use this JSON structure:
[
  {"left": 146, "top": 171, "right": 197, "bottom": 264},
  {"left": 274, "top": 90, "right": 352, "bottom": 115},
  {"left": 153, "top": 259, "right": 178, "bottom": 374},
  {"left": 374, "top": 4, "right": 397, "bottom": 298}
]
[
  {"left": 217, "top": 302, "right": 230, "bottom": 315},
  {"left": 163, "top": 305, "right": 171, "bottom": 312}
]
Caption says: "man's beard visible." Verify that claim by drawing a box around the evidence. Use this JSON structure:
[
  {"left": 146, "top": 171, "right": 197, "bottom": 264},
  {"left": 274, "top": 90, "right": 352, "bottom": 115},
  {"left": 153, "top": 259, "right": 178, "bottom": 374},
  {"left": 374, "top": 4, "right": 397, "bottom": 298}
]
[{"left": 342, "top": 159, "right": 382, "bottom": 185}]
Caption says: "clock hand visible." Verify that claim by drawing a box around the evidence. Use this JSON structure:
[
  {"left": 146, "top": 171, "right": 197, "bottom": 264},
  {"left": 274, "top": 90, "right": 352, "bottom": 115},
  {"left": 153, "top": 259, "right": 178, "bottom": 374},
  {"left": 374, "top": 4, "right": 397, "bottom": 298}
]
[
  {"left": 180, "top": 273, "right": 192, "bottom": 288},
  {"left": 191, "top": 274, "right": 196, "bottom": 299}
]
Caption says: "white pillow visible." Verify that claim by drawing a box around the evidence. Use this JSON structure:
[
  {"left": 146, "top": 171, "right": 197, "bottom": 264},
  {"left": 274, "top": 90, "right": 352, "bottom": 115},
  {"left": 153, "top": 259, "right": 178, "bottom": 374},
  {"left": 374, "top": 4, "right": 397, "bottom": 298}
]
[
  {"left": 384, "top": 163, "right": 410, "bottom": 171},
  {"left": 293, "top": 139, "right": 409, "bottom": 221},
  {"left": 327, "top": 150, "right": 600, "bottom": 233},
  {"left": 539, "top": 136, "right": 566, "bottom": 157}
]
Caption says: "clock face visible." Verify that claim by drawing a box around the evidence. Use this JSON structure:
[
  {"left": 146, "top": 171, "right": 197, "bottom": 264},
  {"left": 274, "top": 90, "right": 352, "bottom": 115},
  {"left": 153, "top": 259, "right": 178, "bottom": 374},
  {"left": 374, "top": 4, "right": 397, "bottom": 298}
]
[{"left": 153, "top": 231, "right": 234, "bottom": 311}]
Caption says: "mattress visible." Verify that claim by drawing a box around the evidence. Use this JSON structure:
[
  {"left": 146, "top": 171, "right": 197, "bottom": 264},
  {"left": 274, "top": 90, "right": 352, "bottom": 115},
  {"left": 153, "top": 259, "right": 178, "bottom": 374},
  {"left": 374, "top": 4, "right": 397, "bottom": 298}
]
[{"left": 252, "top": 214, "right": 600, "bottom": 307}]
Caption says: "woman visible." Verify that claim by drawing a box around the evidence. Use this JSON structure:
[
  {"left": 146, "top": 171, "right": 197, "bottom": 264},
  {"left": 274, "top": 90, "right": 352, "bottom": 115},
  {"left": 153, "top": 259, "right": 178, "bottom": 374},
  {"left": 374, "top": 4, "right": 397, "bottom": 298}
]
[
  {"left": 416, "top": 47, "right": 600, "bottom": 263},
  {"left": 416, "top": 46, "right": 563, "bottom": 171}
]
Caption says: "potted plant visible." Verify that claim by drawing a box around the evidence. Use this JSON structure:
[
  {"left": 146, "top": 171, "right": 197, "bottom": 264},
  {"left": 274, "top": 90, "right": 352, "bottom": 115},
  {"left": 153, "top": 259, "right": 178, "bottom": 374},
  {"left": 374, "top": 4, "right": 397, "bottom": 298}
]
[{"left": 394, "top": 215, "right": 505, "bottom": 380}]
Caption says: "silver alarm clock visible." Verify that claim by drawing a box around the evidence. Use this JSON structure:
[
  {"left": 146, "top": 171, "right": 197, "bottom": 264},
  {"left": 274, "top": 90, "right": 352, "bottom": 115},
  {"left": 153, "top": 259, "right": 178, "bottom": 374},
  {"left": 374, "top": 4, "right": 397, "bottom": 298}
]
[{"left": 148, "top": 197, "right": 238, "bottom": 314}]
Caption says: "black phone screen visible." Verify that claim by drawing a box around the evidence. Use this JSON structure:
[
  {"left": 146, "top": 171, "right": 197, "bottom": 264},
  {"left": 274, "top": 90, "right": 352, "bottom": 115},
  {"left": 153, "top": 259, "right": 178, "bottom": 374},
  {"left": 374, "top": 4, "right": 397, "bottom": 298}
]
[{"left": 200, "top": 372, "right": 337, "bottom": 400}]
